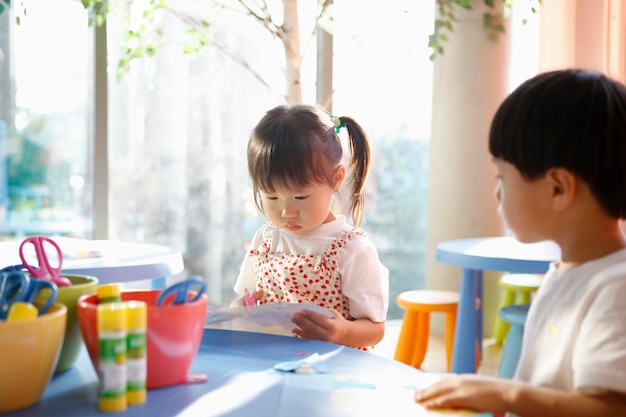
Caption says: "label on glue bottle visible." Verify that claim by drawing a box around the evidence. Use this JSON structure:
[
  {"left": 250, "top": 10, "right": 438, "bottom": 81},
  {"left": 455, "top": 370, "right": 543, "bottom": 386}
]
[
  {"left": 97, "top": 303, "right": 127, "bottom": 412},
  {"left": 99, "top": 331, "right": 127, "bottom": 393},
  {"left": 126, "top": 300, "right": 147, "bottom": 405}
]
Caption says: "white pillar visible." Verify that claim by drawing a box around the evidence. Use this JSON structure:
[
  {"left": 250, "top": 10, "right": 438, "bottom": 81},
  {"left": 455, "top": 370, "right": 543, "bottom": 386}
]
[
  {"left": 426, "top": 3, "right": 509, "bottom": 336},
  {"left": 539, "top": 0, "right": 626, "bottom": 83}
]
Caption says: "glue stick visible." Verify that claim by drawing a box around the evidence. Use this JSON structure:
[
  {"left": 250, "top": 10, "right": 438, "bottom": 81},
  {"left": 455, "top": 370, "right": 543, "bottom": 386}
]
[
  {"left": 97, "top": 302, "right": 127, "bottom": 412},
  {"left": 98, "top": 284, "right": 122, "bottom": 304},
  {"left": 125, "top": 300, "right": 147, "bottom": 405}
]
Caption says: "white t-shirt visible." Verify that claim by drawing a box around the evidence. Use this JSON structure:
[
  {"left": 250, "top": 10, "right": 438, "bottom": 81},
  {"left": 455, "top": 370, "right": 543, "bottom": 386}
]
[
  {"left": 233, "top": 215, "right": 389, "bottom": 322},
  {"left": 507, "top": 248, "right": 626, "bottom": 417}
]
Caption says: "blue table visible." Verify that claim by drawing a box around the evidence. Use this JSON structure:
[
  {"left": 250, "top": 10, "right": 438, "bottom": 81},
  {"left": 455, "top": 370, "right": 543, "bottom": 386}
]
[
  {"left": 436, "top": 237, "right": 561, "bottom": 374},
  {"left": 5, "top": 329, "right": 490, "bottom": 417}
]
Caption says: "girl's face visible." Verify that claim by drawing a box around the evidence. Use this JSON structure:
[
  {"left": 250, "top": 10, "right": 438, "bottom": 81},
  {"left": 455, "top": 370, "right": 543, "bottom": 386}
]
[
  {"left": 493, "top": 158, "right": 552, "bottom": 242},
  {"left": 260, "top": 180, "right": 339, "bottom": 235}
]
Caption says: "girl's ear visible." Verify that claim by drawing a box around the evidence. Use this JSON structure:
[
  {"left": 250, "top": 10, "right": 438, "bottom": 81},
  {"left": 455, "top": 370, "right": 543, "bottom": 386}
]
[
  {"left": 334, "top": 165, "right": 346, "bottom": 190},
  {"left": 546, "top": 167, "right": 576, "bottom": 211}
]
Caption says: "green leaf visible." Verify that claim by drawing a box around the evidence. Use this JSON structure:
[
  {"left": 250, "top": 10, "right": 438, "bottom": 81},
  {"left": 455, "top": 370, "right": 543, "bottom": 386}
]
[{"left": 430, "top": 0, "right": 543, "bottom": 60}]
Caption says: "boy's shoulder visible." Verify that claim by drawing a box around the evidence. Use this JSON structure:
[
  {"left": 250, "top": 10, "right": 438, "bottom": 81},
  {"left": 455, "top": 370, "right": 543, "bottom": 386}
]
[
  {"left": 594, "top": 248, "right": 626, "bottom": 280},
  {"left": 559, "top": 248, "right": 626, "bottom": 289}
]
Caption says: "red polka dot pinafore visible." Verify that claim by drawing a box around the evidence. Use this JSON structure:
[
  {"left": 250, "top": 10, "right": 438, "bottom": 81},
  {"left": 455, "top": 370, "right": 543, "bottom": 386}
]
[{"left": 249, "top": 224, "right": 371, "bottom": 351}]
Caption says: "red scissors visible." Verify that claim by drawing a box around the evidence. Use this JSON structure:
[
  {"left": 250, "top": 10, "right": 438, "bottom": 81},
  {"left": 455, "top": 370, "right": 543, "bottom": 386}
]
[{"left": 19, "top": 236, "right": 71, "bottom": 287}]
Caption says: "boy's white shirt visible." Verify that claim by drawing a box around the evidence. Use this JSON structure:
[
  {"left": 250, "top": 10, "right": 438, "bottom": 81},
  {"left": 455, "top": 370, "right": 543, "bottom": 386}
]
[
  {"left": 508, "top": 248, "right": 626, "bottom": 416},
  {"left": 233, "top": 214, "right": 389, "bottom": 322}
]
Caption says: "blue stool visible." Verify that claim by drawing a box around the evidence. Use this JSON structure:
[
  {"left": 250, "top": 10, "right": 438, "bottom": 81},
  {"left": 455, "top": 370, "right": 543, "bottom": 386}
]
[{"left": 497, "top": 303, "right": 530, "bottom": 379}]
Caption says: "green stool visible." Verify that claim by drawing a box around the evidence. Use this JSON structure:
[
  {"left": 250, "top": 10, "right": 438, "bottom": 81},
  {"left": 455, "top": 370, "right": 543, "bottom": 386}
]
[{"left": 493, "top": 274, "right": 542, "bottom": 345}]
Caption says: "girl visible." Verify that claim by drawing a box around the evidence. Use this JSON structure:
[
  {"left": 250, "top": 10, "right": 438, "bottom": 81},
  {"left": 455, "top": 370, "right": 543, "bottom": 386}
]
[{"left": 232, "top": 104, "right": 389, "bottom": 351}]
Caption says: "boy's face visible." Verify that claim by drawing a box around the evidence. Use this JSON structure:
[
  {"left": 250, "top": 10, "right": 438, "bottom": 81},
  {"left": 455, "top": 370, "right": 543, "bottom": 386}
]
[{"left": 493, "top": 158, "right": 552, "bottom": 243}]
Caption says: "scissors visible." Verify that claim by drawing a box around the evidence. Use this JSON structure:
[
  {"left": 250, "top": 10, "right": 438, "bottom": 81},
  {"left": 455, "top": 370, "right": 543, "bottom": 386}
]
[
  {"left": 244, "top": 288, "right": 258, "bottom": 306},
  {"left": 0, "top": 264, "right": 25, "bottom": 273},
  {"left": 19, "top": 236, "right": 71, "bottom": 287},
  {"left": 0, "top": 270, "right": 58, "bottom": 320},
  {"left": 156, "top": 276, "right": 206, "bottom": 307}
]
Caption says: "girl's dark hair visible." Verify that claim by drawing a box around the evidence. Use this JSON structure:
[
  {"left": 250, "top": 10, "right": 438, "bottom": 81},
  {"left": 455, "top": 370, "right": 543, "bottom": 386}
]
[
  {"left": 247, "top": 104, "right": 371, "bottom": 226},
  {"left": 489, "top": 69, "right": 626, "bottom": 218}
]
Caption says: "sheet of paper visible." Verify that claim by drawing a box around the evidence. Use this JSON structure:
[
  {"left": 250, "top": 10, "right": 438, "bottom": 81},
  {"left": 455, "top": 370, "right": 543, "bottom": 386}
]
[{"left": 205, "top": 303, "right": 333, "bottom": 336}]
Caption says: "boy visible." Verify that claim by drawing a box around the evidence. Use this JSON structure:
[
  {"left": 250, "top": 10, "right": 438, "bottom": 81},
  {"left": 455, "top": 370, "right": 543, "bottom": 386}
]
[{"left": 415, "top": 69, "right": 626, "bottom": 416}]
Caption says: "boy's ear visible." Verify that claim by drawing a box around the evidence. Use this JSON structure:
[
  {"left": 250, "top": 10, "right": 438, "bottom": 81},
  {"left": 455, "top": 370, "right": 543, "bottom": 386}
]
[{"left": 546, "top": 168, "right": 576, "bottom": 210}]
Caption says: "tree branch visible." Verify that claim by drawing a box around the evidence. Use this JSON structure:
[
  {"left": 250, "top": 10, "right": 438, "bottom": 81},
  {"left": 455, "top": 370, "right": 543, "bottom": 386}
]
[{"left": 166, "top": 5, "right": 285, "bottom": 101}]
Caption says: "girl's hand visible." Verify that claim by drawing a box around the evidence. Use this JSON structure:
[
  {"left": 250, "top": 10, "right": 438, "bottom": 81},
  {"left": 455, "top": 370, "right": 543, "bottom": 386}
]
[
  {"left": 291, "top": 308, "right": 346, "bottom": 343},
  {"left": 414, "top": 374, "right": 511, "bottom": 414}
]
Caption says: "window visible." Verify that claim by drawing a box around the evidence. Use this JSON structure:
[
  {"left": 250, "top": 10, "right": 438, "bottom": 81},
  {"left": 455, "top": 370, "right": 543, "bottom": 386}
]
[
  {"left": 0, "top": 0, "right": 93, "bottom": 238},
  {"left": 104, "top": 1, "right": 434, "bottom": 317},
  {"left": 333, "top": 1, "right": 434, "bottom": 318},
  {"left": 1, "top": 1, "right": 435, "bottom": 319}
]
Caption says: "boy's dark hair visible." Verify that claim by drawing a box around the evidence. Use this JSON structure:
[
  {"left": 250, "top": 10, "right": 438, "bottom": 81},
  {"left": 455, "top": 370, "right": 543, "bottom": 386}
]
[
  {"left": 247, "top": 104, "right": 371, "bottom": 226},
  {"left": 489, "top": 69, "right": 626, "bottom": 218}
]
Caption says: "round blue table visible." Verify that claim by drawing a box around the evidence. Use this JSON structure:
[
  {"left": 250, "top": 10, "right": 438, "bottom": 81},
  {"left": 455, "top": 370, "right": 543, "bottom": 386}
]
[
  {"left": 5, "top": 329, "right": 490, "bottom": 417},
  {"left": 436, "top": 237, "right": 561, "bottom": 374}
]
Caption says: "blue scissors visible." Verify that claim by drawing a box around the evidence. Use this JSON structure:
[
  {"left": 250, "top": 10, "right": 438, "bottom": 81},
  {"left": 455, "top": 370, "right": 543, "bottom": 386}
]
[
  {"left": 0, "top": 270, "right": 58, "bottom": 320},
  {"left": 0, "top": 264, "right": 26, "bottom": 274},
  {"left": 19, "top": 236, "right": 71, "bottom": 287},
  {"left": 156, "top": 276, "right": 206, "bottom": 307}
]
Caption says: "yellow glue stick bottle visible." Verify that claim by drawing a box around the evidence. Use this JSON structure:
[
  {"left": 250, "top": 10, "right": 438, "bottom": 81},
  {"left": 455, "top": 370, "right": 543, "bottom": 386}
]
[
  {"left": 126, "top": 300, "right": 147, "bottom": 405},
  {"left": 97, "top": 302, "right": 127, "bottom": 412},
  {"left": 98, "top": 284, "right": 122, "bottom": 304}
]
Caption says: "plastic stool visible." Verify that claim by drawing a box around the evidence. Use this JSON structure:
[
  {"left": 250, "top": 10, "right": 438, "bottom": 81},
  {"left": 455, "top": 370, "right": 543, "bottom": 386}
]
[
  {"left": 497, "top": 303, "right": 530, "bottom": 378},
  {"left": 493, "top": 274, "right": 541, "bottom": 344},
  {"left": 394, "top": 290, "right": 459, "bottom": 372}
]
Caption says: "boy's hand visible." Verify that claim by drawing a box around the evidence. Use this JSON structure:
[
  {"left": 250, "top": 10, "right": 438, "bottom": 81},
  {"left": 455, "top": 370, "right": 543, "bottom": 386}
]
[
  {"left": 291, "top": 308, "right": 344, "bottom": 343},
  {"left": 414, "top": 374, "right": 510, "bottom": 414}
]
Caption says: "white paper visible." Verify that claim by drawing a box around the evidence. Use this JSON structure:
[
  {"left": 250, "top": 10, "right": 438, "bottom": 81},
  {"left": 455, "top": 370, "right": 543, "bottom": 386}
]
[{"left": 204, "top": 303, "right": 333, "bottom": 336}]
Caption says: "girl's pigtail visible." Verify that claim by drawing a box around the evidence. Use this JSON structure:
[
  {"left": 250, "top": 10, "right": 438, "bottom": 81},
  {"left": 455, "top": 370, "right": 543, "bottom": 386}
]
[{"left": 339, "top": 116, "right": 371, "bottom": 227}]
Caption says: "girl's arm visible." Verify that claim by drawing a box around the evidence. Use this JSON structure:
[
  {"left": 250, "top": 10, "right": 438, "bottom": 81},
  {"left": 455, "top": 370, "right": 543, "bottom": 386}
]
[
  {"left": 291, "top": 308, "right": 385, "bottom": 347},
  {"left": 415, "top": 374, "right": 626, "bottom": 417},
  {"left": 231, "top": 225, "right": 267, "bottom": 306}
]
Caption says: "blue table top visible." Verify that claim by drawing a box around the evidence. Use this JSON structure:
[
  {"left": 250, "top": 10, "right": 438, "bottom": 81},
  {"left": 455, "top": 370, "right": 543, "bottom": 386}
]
[
  {"left": 436, "top": 236, "right": 561, "bottom": 274},
  {"left": 5, "top": 329, "right": 490, "bottom": 417}
]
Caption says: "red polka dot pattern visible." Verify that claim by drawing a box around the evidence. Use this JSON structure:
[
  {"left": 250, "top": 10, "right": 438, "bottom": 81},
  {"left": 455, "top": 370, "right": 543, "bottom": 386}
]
[{"left": 249, "top": 224, "right": 372, "bottom": 352}]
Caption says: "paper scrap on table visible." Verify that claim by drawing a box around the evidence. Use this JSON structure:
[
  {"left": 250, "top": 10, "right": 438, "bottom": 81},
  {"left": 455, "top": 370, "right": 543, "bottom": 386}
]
[
  {"left": 51, "top": 237, "right": 104, "bottom": 259},
  {"left": 273, "top": 352, "right": 329, "bottom": 374},
  {"left": 204, "top": 303, "right": 333, "bottom": 337}
]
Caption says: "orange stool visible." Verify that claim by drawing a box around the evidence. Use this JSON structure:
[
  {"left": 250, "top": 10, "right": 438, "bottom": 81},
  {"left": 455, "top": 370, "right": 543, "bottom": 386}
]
[{"left": 394, "top": 290, "right": 459, "bottom": 372}]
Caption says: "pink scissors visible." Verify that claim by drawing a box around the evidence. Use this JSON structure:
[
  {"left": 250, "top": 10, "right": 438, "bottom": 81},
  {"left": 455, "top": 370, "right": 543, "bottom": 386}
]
[
  {"left": 19, "top": 236, "right": 71, "bottom": 287},
  {"left": 244, "top": 288, "right": 258, "bottom": 306}
]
